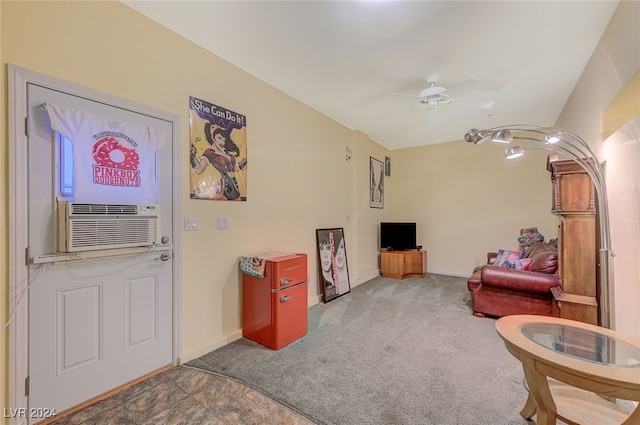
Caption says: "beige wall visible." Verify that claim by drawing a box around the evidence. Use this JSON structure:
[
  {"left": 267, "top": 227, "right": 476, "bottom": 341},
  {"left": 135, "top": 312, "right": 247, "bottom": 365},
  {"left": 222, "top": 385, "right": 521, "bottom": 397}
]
[
  {"left": 0, "top": 1, "right": 392, "bottom": 414},
  {"left": 1, "top": 0, "right": 638, "bottom": 418},
  {"left": 390, "top": 139, "right": 557, "bottom": 276}
]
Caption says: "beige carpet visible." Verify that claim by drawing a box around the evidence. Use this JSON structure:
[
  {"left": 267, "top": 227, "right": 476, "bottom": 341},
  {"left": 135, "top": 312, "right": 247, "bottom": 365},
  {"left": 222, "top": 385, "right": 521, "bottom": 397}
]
[{"left": 188, "top": 274, "right": 533, "bottom": 425}]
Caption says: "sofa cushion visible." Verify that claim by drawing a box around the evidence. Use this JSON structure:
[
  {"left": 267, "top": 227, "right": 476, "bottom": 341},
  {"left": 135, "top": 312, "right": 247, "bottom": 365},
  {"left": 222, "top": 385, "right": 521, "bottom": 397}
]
[
  {"left": 480, "top": 266, "right": 560, "bottom": 293},
  {"left": 524, "top": 243, "right": 558, "bottom": 273},
  {"left": 494, "top": 249, "right": 523, "bottom": 268},
  {"left": 523, "top": 242, "right": 557, "bottom": 257},
  {"left": 514, "top": 258, "right": 533, "bottom": 270}
]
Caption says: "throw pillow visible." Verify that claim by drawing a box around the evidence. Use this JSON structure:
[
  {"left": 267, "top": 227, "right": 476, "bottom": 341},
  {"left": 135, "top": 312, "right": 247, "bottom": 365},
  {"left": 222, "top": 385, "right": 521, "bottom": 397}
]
[
  {"left": 518, "top": 227, "right": 545, "bottom": 250},
  {"left": 514, "top": 258, "right": 533, "bottom": 270},
  {"left": 494, "top": 249, "right": 523, "bottom": 268}
]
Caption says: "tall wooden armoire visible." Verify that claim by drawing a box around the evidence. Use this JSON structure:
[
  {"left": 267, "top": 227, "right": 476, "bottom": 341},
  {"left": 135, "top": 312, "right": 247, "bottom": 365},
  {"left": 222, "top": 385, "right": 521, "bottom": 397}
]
[{"left": 547, "top": 155, "right": 599, "bottom": 325}]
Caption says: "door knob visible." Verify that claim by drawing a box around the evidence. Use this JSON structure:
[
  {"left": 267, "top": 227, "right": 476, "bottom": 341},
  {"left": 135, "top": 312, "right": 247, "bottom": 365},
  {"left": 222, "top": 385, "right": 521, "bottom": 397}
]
[{"left": 159, "top": 252, "right": 171, "bottom": 262}]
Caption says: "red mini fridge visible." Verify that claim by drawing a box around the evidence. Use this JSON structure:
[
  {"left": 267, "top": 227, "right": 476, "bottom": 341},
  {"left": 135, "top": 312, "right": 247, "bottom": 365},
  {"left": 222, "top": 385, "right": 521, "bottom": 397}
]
[{"left": 242, "top": 253, "right": 308, "bottom": 350}]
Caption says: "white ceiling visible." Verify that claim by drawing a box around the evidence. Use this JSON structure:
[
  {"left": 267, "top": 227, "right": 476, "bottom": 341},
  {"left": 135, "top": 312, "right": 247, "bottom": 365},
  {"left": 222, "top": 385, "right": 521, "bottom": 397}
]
[{"left": 123, "top": 1, "right": 619, "bottom": 150}]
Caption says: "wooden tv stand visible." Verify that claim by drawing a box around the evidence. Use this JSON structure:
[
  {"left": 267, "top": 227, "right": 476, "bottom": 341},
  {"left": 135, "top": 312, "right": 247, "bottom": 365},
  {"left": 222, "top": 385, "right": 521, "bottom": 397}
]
[{"left": 380, "top": 250, "right": 426, "bottom": 279}]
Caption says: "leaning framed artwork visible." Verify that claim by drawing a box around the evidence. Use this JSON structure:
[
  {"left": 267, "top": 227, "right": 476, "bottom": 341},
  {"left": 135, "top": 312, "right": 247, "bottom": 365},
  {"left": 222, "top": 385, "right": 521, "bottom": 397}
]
[
  {"left": 315, "top": 228, "right": 351, "bottom": 303},
  {"left": 370, "top": 156, "right": 384, "bottom": 208}
]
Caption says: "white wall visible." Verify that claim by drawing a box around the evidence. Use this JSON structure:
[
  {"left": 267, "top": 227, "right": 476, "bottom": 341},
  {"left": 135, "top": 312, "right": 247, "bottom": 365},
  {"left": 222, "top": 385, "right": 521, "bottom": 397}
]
[
  {"left": 603, "top": 116, "right": 640, "bottom": 336},
  {"left": 554, "top": 0, "right": 640, "bottom": 336}
]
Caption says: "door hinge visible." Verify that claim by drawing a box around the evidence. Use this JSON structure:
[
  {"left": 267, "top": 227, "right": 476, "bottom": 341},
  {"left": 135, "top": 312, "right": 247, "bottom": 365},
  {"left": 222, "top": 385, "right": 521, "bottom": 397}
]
[
  {"left": 25, "top": 117, "right": 29, "bottom": 137},
  {"left": 26, "top": 248, "right": 30, "bottom": 266},
  {"left": 25, "top": 376, "right": 30, "bottom": 396}
]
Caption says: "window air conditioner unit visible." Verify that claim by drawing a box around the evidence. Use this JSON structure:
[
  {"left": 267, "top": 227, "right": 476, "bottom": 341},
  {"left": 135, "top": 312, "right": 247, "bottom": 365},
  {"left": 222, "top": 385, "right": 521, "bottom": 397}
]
[{"left": 58, "top": 201, "right": 160, "bottom": 252}]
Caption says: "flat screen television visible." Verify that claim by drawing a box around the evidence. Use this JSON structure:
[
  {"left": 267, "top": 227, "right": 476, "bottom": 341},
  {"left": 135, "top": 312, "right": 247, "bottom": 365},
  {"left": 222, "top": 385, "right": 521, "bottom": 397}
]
[{"left": 380, "top": 222, "right": 417, "bottom": 251}]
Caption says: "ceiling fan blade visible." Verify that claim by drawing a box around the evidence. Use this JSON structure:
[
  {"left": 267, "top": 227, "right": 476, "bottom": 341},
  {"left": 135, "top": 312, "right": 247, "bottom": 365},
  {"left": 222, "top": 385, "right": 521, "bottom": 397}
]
[
  {"left": 474, "top": 100, "right": 496, "bottom": 109},
  {"left": 410, "top": 102, "right": 428, "bottom": 110},
  {"left": 378, "top": 101, "right": 425, "bottom": 121},
  {"left": 446, "top": 78, "right": 505, "bottom": 95},
  {"left": 388, "top": 92, "right": 419, "bottom": 99},
  {"left": 452, "top": 98, "right": 496, "bottom": 109},
  {"left": 444, "top": 78, "right": 481, "bottom": 95}
]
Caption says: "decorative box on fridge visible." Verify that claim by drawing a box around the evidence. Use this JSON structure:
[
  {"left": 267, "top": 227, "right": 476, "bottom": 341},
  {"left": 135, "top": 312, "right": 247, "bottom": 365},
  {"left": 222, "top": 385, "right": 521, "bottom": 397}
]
[{"left": 241, "top": 253, "right": 308, "bottom": 350}]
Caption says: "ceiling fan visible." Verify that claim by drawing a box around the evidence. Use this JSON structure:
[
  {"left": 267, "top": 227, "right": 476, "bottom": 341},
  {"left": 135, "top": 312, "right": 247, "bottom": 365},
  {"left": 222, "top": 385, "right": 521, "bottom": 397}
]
[
  {"left": 390, "top": 74, "right": 496, "bottom": 112},
  {"left": 414, "top": 74, "right": 453, "bottom": 111},
  {"left": 384, "top": 73, "right": 499, "bottom": 144}
]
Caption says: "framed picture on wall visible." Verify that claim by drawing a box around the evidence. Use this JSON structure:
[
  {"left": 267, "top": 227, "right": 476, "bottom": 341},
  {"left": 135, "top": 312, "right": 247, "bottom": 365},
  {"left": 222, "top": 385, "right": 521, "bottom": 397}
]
[
  {"left": 370, "top": 157, "right": 384, "bottom": 208},
  {"left": 316, "top": 228, "right": 351, "bottom": 303},
  {"left": 188, "top": 96, "right": 248, "bottom": 201}
]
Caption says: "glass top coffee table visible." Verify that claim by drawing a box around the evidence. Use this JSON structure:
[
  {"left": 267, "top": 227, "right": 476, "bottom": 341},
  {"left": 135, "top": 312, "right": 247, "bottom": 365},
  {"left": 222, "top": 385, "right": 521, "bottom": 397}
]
[
  {"left": 521, "top": 321, "right": 640, "bottom": 367},
  {"left": 496, "top": 315, "right": 640, "bottom": 425}
]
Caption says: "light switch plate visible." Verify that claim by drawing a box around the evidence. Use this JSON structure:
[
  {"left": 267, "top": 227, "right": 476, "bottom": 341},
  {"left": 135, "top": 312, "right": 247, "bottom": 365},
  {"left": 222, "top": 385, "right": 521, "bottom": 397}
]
[
  {"left": 217, "top": 216, "right": 229, "bottom": 230},
  {"left": 184, "top": 217, "right": 198, "bottom": 231}
]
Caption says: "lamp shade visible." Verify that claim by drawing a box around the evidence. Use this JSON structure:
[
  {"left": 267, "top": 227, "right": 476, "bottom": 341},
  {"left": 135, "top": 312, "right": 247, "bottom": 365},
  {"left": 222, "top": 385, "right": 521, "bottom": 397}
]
[
  {"left": 504, "top": 146, "right": 525, "bottom": 159},
  {"left": 492, "top": 129, "right": 513, "bottom": 143}
]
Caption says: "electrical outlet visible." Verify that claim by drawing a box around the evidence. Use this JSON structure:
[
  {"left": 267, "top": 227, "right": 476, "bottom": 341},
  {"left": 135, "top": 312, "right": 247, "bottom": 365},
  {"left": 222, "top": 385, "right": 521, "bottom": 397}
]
[{"left": 474, "top": 259, "right": 481, "bottom": 266}]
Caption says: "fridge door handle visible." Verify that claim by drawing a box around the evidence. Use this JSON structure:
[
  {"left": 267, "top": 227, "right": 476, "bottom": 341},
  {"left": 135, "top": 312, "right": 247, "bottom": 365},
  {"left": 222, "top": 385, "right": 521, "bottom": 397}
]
[
  {"left": 280, "top": 278, "right": 292, "bottom": 286},
  {"left": 280, "top": 295, "right": 293, "bottom": 302}
]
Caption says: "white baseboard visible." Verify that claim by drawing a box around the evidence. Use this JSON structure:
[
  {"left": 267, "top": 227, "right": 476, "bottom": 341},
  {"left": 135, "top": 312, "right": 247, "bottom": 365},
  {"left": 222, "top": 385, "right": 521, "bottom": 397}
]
[
  {"left": 309, "top": 294, "right": 322, "bottom": 306},
  {"left": 179, "top": 330, "right": 243, "bottom": 365},
  {"left": 307, "top": 272, "right": 379, "bottom": 306},
  {"left": 353, "top": 271, "right": 379, "bottom": 286}
]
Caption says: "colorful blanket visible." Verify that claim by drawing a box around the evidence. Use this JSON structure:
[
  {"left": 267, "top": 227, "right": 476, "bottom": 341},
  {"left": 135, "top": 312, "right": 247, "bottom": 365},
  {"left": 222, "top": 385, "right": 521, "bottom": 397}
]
[{"left": 240, "top": 252, "right": 297, "bottom": 278}]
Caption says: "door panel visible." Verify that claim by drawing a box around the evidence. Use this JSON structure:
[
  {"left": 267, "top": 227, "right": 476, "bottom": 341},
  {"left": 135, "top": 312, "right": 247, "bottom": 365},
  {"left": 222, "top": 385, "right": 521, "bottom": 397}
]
[
  {"left": 26, "top": 83, "right": 174, "bottom": 419},
  {"left": 125, "top": 273, "right": 159, "bottom": 349},
  {"left": 56, "top": 283, "right": 102, "bottom": 374}
]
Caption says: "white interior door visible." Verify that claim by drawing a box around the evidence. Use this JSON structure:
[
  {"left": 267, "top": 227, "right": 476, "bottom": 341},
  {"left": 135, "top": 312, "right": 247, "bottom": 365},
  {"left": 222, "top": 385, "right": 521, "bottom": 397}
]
[{"left": 25, "top": 84, "right": 175, "bottom": 420}]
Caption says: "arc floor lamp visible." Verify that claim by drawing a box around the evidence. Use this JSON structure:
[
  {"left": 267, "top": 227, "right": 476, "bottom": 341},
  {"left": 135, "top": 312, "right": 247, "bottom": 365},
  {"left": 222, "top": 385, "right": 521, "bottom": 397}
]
[{"left": 465, "top": 125, "right": 614, "bottom": 329}]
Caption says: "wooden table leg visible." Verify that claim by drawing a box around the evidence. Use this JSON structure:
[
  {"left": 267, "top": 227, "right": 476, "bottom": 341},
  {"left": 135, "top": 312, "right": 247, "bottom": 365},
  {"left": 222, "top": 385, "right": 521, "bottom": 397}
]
[
  {"left": 521, "top": 356, "right": 556, "bottom": 425},
  {"left": 520, "top": 392, "right": 537, "bottom": 420}
]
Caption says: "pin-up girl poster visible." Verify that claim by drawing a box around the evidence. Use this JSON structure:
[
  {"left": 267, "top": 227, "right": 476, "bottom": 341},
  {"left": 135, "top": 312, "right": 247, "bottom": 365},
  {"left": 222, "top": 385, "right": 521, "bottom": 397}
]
[
  {"left": 316, "top": 228, "right": 351, "bottom": 303},
  {"left": 189, "top": 96, "right": 248, "bottom": 201}
]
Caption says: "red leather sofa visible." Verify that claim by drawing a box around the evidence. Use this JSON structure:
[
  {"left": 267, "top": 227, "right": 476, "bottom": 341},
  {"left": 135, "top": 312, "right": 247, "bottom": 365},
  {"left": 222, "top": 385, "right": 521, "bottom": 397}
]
[{"left": 467, "top": 242, "right": 561, "bottom": 318}]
